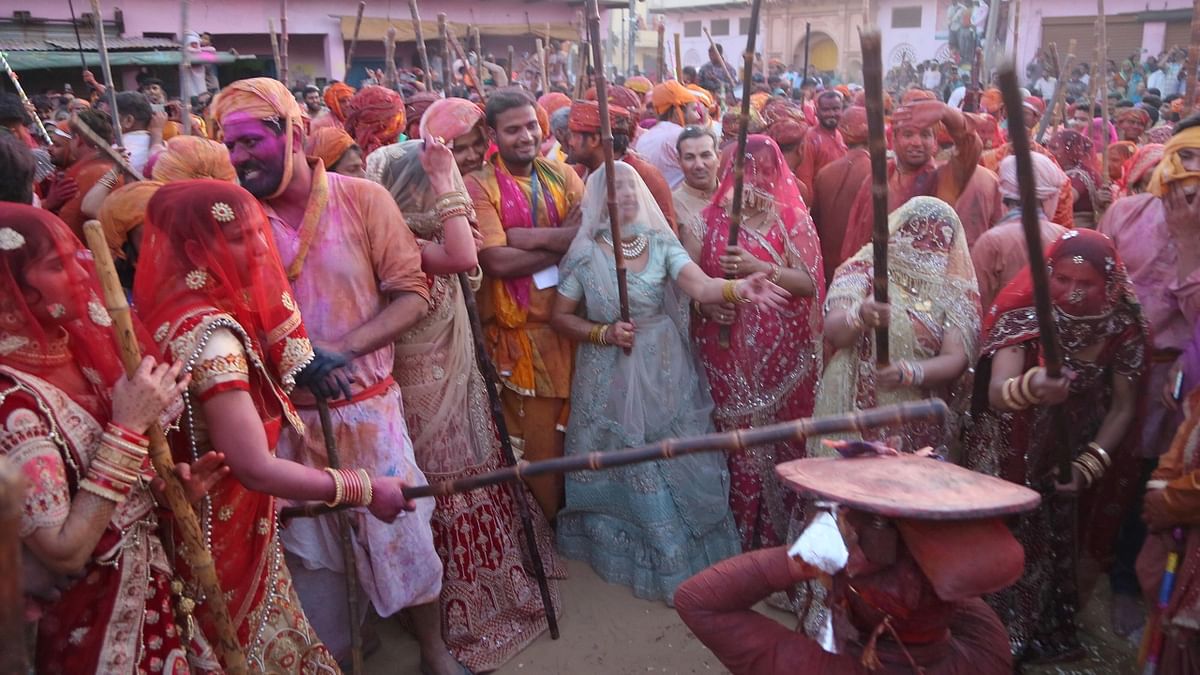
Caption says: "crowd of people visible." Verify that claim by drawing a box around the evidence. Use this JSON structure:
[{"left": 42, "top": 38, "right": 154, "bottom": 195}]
[{"left": 2, "top": 31, "right": 1200, "bottom": 675}]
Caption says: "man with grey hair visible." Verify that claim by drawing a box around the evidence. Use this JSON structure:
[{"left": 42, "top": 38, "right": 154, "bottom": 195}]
[
  {"left": 549, "top": 106, "right": 571, "bottom": 162},
  {"left": 672, "top": 125, "right": 720, "bottom": 261}
]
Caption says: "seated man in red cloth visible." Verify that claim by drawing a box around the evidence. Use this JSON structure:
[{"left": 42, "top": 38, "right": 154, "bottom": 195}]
[{"left": 676, "top": 449, "right": 1038, "bottom": 674}]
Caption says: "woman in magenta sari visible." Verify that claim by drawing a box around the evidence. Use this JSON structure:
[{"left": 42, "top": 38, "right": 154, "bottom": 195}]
[{"left": 694, "top": 135, "right": 824, "bottom": 551}]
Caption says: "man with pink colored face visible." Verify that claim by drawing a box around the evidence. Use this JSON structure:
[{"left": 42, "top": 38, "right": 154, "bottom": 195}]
[{"left": 210, "top": 78, "right": 474, "bottom": 675}]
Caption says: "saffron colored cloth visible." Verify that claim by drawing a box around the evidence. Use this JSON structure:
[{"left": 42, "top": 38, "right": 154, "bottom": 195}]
[
  {"left": 151, "top": 135, "right": 237, "bottom": 182},
  {"left": 98, "top": 180, "right": 162, "bottom": 260},
  {"left": 57, "top": 149, "right": 122, "bottom": 237},
  {"left": 344, "top": 85, "right": 406, "bottom": 158},
  {"left": 305, "top": 127, "right": 356, "bottom": 171},
  {"left": 632, "top": 120, "right": 686, "bottom": 189},
  {"left": 811, "top": 147, "right": 872, "bottom": 285},
  {"left": 953, "top": 164, "right": 1005, "bottom": 247},
  {"left": 674, "top": 547, "right": 1014, "bottom": 675},
  {"left": 795, "top": 124, "right": 847, "bottom": 198},
  {"left": 269, "top": 163, "right": 442, "bottom": 618},
  {"left": 971, "top": 209, "right": 1066, "bottom": 309}
]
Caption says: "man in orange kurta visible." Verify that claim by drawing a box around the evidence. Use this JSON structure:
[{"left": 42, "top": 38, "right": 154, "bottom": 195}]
[
  {"left": 794, "top": 90, "right": 848, "bottom": 193},
  {"left": 838, "top": 100, "right": 982, "bottom": 265},
  {"left": 53, "top": 111, "right": 124, "bottom": 237},
  {"left": 468, "top": 88, "right": 585, "bottom": 520},
  {"left": 811, "top": 105, "right": 870, "bottom": 285}
]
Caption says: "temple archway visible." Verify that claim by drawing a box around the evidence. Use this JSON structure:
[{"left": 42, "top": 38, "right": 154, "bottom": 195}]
[{"left": 792, "top": 31, "right": 838, "bottom": 72}]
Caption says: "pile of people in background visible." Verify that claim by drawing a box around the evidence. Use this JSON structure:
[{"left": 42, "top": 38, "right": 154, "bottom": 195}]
[{"left": 4, "top": 31, "right": 1200, "bottom": 675}]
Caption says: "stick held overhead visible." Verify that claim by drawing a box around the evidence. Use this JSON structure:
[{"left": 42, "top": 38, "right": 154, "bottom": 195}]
[{"left": 859, "top": 30, "right": 891, "bottom": 366}]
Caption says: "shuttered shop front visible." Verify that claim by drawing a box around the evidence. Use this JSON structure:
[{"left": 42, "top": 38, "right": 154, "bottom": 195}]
[{"left": 1040, "top": 15, "right": 1144, "bottom": 65}]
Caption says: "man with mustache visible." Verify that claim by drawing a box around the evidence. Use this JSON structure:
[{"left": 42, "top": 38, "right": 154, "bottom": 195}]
[
  {"left": 793, "top": 90, "right": 848, "bottom": 193},
  {"left": 465, "top": 87, "right": 584, "bottom": 521},
  {"left": 210, "top": 78, "right": 464, "bottom": 675}
]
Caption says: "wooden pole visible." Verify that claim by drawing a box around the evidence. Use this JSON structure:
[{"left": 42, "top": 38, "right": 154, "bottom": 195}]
[
  {"left": 507, "top": 45, "right": 516, "bottom": 86},
  {"left": 0, "top": 51, "right": 52, "bottom": 145},
  {"left": 279, "top": 0, "right": 290, "bottom": 88},
  {"left": 674, "top": 33, "right": 682, "bottom": 81},
  {"left": 981, "top": 0, "right": 1001, "bottom": 77},
  {"left": 89, "top": 0, "right": 123, "bottom": 147},
  {"left": 1186, "top": 0, "right": 1200, "bottom": 112},
  {"left": 447, "top": 27, "right": 487, "bottom": 102},
  {"left": 1088, "top": 15, "right": 1100, "bottom": 104},
  {"left": 703, "top": 27, "right": 739, "bottom": 87},
  {"left": 179, "top": 0, "right": 193, "bottom": 136},
  {"left": 536, "top": 38, "right": 549, "bottom": 93},
  {"left": 471, "top": 26, "right": 483, "bottom": 65},
  {"left": 408, "top": 0, "right": 432, "bottom": 91},
  {"left": 269, "top": 19, "right": 281, "bottom": 80},
  {"left": 384, "top": 26, "right": 398, "bottom": 88},
  {"left": 316, "top": 401, "right": 364, "bottom": 675},
  {"left": 438, "top": 14, "right": 452, "bottom": 93},
  {"left": 656, "top": 18, "right": 665, "bottom": 83},
  {"left": 72, "top": 114, "right": 144, "bottom": 180},
  {"left": 82, "top": 221, "right": 248, "bottom": 674},
  {"left": 1097, "top": 0, "right": 1110, "bottom": 188},
  {"left": 346, "top": 1, "right": 366, "bottom": 81},
  {"left": 860, "top": 30, "right": 890, "bottom": 367},
  {"left": 1037, "top": 39, "right": 1076, "bottom": 144},
  {"left": 67, "top": 0, "right": 90, "bottom": 73},
  {"left": 1011, "top": 0, "right": 1021, "bottom": 60},
  {"left": 717, "top": 0, "right": 763, "bottom": 349},
  {"left": 456, "top": 271, "right": 560, "bottom": 639},
  {"left": 802, "top": 22, "right": 811, "bottom": 82},
  {"left": 586, "top": 0, "right": 632, "bottom": 334},
  {"left": 0, "top": 459, "right": 26, "bottom": 675},
  {"left": 575, "top": 41, "right": 591, "bottom": 98},
  {"left": 279, "top": 400, "right": 949, "bottom": 512}
]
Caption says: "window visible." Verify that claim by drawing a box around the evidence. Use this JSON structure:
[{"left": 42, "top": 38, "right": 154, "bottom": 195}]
[
  {"left": 710, "top": 19, "right": 730, "bottom": 36},
  {"left": 739, "top": 17, "right": 753, "bottom": 35},
  {"left": 683, "top": 20, "right": 701, "bottom": 37},
  {"left": 891, "top": 6, "right": 922, "bottom": 28}
]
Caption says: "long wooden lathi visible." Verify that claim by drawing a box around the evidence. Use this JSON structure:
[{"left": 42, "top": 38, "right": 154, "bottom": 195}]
[
  {"left": 586, "top": 0, "right": 632, "bottom": 331},
  {"left": 859, "top": 30, "right": 890, "bottom": 366},
  {"left": 346, "top": 1, "right": 366, "bottom": 80},
  {"left": 407, "top": 1, "right": 432, "bottom": 89},
  {"left": 1186, "top": 0, "right": 1200, "bottom": 112},
  {"left": 316, "top": 400, "right": 364, "bottom": 675},
  {"left": 1036, "top": 39, "right": 1076, "bottom": 144},
  {"left": 269, "top": 19, "right": 281, "bottom": 79},
  {"left": 82, "top": 222, "right": 248, "bottom": 674},
  {"left": 702, "top": 26, "right": 739, "bottom": 88},
  {"left": 72, "top": 114, "right": 144, "bottom": 180},
  {"left": 673, "top": 33, "right": 682, "bottom": 81},
  {"left": 0, "top": 51, "right": 52, "bottom": 145},
  {"left": 1096, "top": 0, "right": 1110, "bottom": 187},
  {"left": 447, "top": 28, "right": 487, "bottom": 102},
  {"left": 179, "top": 0, "right": 193, "bottom": 136},
  {"left": 0, "top": 459, "right": 26, "bottom": 674},
  {"left": 437, "top": 14, "right": 452, "bottom": 93},
  {"left": 279, "top": 401, "right": 948, "bottom": 515},
  {"left": 89, "top": 0, "right": 124, "bottom": 147},
  {"left": 384, "top": 27, "right": 398, "bottom": 88},
  {"left": 279, "top": 0, "right": 290, "bottom": 87},
  {"left": 656, "top": 19, "right": 665, "bottom": 83}
]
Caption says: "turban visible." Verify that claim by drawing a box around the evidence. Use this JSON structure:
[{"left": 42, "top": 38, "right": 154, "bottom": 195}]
[
  {"left": 1022, "top": 96, "right": 1046, "bottom": 117},
  {"left": 852, "top": 90, "right": 893, "bottom": 115},
  {"left": 981, "top": 87, "right": 1003, "bottom": 115},
  {"left": 901, "top": 88, "right": 936, "bottom": 104},
  {"left": 324, "top": 82, "right": 356, "bottom": 122},
  {"left": 835, "top": 85, "right": 852, "bottom": 100},
  {"left": 344, "top": 85, "right": 406, "bottom": 158},
  {"left": 151, "top": 135, "right": 238, "bottom": 183},
  {"left": 686, "top": 84, "right": 717, "bottom": 114},
  {"left": 1116, "top": 106, "right": 1151, "bottom": 128},
  {"left": 568, "top": 100, "right": 632, "bottom": 135},
  {"left": 998, "top": 152, "right": 1067, "bottom": 202},
  {"left": 420, "top": 98, "right": 485, "bottom": 143},
  {"left": 967, "top": 112, "right": 1004, "bottom": 148},
  {"left": 607, "top": 86, "right": 643, "bottom": 115},
  {"left": 98, "top": 180, "right": 163, "bottom": 260},
  {"left": 305, "top": 127, "right": 357, "bottom": 170},
  {"left": 1121, "top": 143, "right": 1165, "bottom": 192},
  {"left": 1148, "top": 126, "right": 1200, "bottom": 198},
  {"left": 839, "top": 106, "right": 868, "bottom": 145},
  {"left": 721, "top": 108, "right": 766, "bottom": 142},
  {"left": 765, "top": 118, "right": 809, "bottom": 148},
  {"left": 651, "top": 81, "right": 695, "bottom": 121},
  {"left": 750, "top": 92, "right": 771, "bottom": 112},
  {"left": 404, "top": 91, "right": 441, "bottom": 133},
  {"left": 1106, "top": 140, "right": 1137, "bottom": 180},
  {"left": 210, "top": 77, "right": 304, "bottom": 198},
  {"left": 625, "top": 76, "right": 653, "bottom": 95},
  {"left": 538, "top": 92, "right": 572, "bottom": 117}
]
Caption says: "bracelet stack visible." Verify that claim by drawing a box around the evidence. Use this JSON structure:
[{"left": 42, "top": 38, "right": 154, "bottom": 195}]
[
  {"left": 896, "top": 360, "right": 926, "bottom": 387},
  {"left": 768, "top": 264, "right": 783, "bottom": 285},
  {"left": 434, "top": 191, "right": 474, "bottom": 224},
  {"left": 97, "top": 168, "right": 120, "bottom": 191},
  {"left": 1072, "top": 442, "right": 1111, "bottom": 488},
  {"left": 80, "top": 422, "right": 151, "bottom": 503},
  {"left": 323, "top": 467, "right": 374, "bottom": 507},
  {"left": 1001, "top": 367, "right": 1045, "bottom": 410},
  {"left": 588, "top": 323, "right": 611, "bottom": 346},
  {"left": 722, "top": 280, "right": 750, "bottom": 305}
]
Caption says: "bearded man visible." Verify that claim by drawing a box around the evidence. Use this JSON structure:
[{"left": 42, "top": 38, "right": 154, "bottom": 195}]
[
  {"left": 210, "top": 77, "right": 460, "bottom": 675},
  {"left": 794, "top": 90, "right": 847, "bottom": 192},
  {"left": 811, "top": 106, "right": 870, "bottom": 285}
]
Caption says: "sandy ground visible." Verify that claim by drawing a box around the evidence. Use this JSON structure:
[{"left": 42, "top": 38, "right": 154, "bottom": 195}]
[{"left": 363, "top": 559, "right": 1143, "bottom": 675}]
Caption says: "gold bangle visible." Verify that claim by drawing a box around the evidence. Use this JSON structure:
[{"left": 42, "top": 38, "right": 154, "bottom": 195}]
[
  {"left": 1020, "top": 367, "right": 1043, "bottom": 405},
  {"left": 721, "top": 280, "right": 737, "bottom": 305},
  {"left": 1002, "top": 377, "right": 1022, "bottom": 410},
  {"left": 357, "top": 469, "right": 374, "bottom": 506},
  {"left": 1087, "top": 441, "right": 1111, "bottom": 469},
  {"left": 768, "top": 264, "right": 782, "bottom": 285},
  {"left": 1072, "top": 459, "right": 1095, "bottom": 488},
  {"left": 324, "top": 467, "right": 345, "bottom": 507}
]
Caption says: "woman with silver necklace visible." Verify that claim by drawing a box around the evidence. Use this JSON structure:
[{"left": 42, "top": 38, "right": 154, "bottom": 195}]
[{"left": 549, "top": 161, "right": 789, "bottom": 605}]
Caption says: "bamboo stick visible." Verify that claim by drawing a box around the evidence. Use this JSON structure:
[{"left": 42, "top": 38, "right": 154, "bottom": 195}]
[
  {"left": 438, "top": 14, "right": 451, "bottom": 93},
  {"left": 316, "top": 400, "right": 364, "bottom": 675},
  {"left": 508, "top": 45, "right": 515, "bottom": 86},
  {"left": 67, "top": 0, "right": 89, "bottom": 73},
  {"left": 471, "top": 26, "right": 482, "bottom": 65},
  {"left": 702, "top": 27, "right": 738, "bottom": 88},
  {"left": 72, "top": 113, "right": 144, "bottom": 180},
  {"left": 280, "top": 0, "right": 290, "bottom": 87},
  {"left": 1011, "top": 0, "right": 1021, "bottom": 60},
  {"left": 586, "top": 0, "right": 632, "bottom": 337},
  {"left": 269, "top": 19, "right": 281, "bottom": 80},
  {"left": 447, "top": 27, "right": 486, "bottom": 102},
  {"left": 346, "top": 1, "right": 366, "bottom": 81},
  {"left": 1186, "top": 0, "right": 1200, "bottom": 112},
  {"left": 802, "top": 22, "right": 812, "bottom": 83},
  {"left": 656, "top": 18, "right": 665, "bottom": 83},
  {"left": 536, "top": 38, "right": 549, "bottom": 93},
  {"left": 384, "top": 26, "right": 398, "bottom": 88},
  {"left": 717, "top": 0, "right": 764, "bottom": 349},
  {"left": 575, "top": 41, "right": 591, "bottom": 98},
  {"left": 1037, "top": 39, "right": 1076, "bottom": 144},
  {"left": 179, "top": 0, "right": 193, "bottom": 136},
  {"left": 88, "top": 0, "right": 123, "bottom": 147},
  {"left": 1097, "top": 0, "right": 1110, "bottom": 188},
  {"left": 278, "top": 400, "right": 948, "bottom": 514},
  {"left": 674, "top": 33, "right": 682, "bottom": 81},
  {"left": 0, "top": 459, "right": 26, "bottom": 674},
  {"left": 0, "top": 51, "right": 52, "bottom": 144},
  {"left": 82, "top": 221, "right": 248, "bottom": 673},
  {"left": 456, "top": 271, "right": 560, "bottom": 639},
  {"left": 860, "top": 30, "right": 890, "bottom": 366},
  {"left": 408, "top": 0, "right": 432, "bottom": 91}
]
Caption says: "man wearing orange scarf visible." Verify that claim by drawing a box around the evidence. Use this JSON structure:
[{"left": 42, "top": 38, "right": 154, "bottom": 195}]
[
  {"left": 466, "top": 87, "right": 584, "bottom": 520},
  {"left": 311, "top": 81, "right": 355, "bottom": 133},
  {"left": 210, "top": 77, "right": 460, "bottom": 673},
  {"left": 632, "top": 81, "right": 696, "bottom": 189}
]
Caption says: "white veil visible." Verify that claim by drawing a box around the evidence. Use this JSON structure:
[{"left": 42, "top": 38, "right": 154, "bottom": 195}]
[{"left": 565, "top": 160, "right": 678, "bottom": 268}]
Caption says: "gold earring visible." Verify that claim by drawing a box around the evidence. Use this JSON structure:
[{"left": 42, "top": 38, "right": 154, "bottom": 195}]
[{"left": 185, "top": 269, "right": 210, "bottom": 290}]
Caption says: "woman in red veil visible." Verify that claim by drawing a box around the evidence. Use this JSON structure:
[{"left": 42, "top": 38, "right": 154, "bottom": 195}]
[
  {"left": 693, "top": 135, "right": 824, "bottom": 551},
  {"left": 964, "top": 228, "right": 1148, "bottom": 664},
  {"left": 132, "top": 179, "right": 419, "bottom": 672},
  {"left": 0, "top": 203, "right": 216, "bottom": 673}
]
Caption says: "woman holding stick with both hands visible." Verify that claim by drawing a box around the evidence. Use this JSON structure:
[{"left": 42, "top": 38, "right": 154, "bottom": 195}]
[{"left": 550, "top": 161, "right": 789, "bottom": 604}]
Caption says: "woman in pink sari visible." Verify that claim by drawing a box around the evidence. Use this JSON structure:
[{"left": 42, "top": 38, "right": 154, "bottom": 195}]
[{"left": 694, "top": 135, "right": 824, "bottom": 551}]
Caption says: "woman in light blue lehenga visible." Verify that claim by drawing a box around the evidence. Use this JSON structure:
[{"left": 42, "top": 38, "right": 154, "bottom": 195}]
[{"left": 550, "top": 161, "right": 791, "bottom": 604}]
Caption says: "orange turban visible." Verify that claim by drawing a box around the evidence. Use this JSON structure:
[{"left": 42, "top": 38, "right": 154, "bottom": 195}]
[
  {"left": 344, "top": 85, "right": 406, "bottom": 157},
  {"left": 568, "top": 100, "right": 633, "bottom": 135},
  {"left": 607, "top": 86, "right": 643, "bottom": 115},
  {"left": 839, "top": 106, "right": 869, "bottom": 145},
  {"left": 651, "top": 80, "right": 695, "bottom": 119},
  {"left": 306, "top": 127, "right": 358, "bottom": 170},
  {"left": 835, "top": 85, "right": 852, "bottom": 100},
  {"left": 420, "top": 98, "right": 486, "bottom": 142},
  {"left": 324, "top": 82, "right": 356, "bottom": 122},
  {"left": 211, "top": 77, "right": 304, "bottom": 198},
  {"left": 686, "top": 84, "right": 716, "bottom": 113},
  {"left": 1115, "top": 106, "right": 1151, "bottom": 129},
  {"left": 626, "top": 76, "right": 653, "bottom": 95},
  {"left": 750, "top": 92, "right": 771, "bottom": 112},
  {"left": 151, "top": 136, "right": 238, "bottom": 183},
  {"left": 98, "top": 181, "right": 163, "bottom": 260},
  {"left": 852, "top": 91, "right": 893, "bottom": 115},
  {"left": 981, "top": 87, "right": 1003, "bottom": 115},
  {"left": 539, "top": 92, "right": 572, "bottom": 117},
  {"left": 901, "top": 88, "right": 936, "bottom": 104}
]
